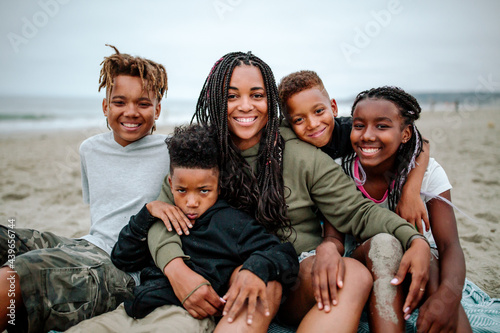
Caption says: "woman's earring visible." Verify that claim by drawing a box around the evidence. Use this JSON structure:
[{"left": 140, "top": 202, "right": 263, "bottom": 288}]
[{"left": 106, "top": 118, "right": 110, "bottom": 130}]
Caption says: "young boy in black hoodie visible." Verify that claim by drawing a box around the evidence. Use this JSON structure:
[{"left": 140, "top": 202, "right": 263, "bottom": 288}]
[{"left": 110, "top": 124, "right": 299, "bottom": 326}]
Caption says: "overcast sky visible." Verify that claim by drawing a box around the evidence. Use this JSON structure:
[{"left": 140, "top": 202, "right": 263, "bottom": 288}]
[{"left": 1, "top": 0, "right": 500, "bottom": 100}]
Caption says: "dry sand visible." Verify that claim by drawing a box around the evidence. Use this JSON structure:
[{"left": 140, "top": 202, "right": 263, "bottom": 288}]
[{"left": 1, "top": 109, "right": 499, "bottom": 297}]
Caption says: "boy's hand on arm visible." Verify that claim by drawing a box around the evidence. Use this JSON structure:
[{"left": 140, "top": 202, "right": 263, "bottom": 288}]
[
  {"left": 146, "top": 200, "right": 192, "bottom": 235},
  {"left": 391, "top": 237, "right": 430, "bottom": 319},
  {"left": 312, "top": 222, "right": 345, "bottom": 312},
  {"left": 222, "top": 269, "right": 269, "bottom": 325},
  {"left": 396, "top": 140, "right": 430, "bottom": 232},
  {"left": 164, "top": 258, "right": 224, "bottom": 318}
]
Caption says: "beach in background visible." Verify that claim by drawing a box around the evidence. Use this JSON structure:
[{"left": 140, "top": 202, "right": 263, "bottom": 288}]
[{"left": 0, "top": 96, "right": 499, "bottom": 298}]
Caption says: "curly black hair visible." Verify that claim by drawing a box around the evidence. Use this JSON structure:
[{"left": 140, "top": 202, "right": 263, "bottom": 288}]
[{"left": 165, "top": 124, "right": 219, "bottom": 174}]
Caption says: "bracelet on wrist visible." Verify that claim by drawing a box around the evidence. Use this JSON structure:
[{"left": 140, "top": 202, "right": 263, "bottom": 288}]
[
  {"left": 181, "top": 281, "right": 211, "bottom": 306},
  {"left": 406, "top": 234, "right": 430, "bottom": 250}
]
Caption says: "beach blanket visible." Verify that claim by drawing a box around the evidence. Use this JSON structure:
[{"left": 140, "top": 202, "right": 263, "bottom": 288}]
[
  {"left": 45, "top": 279, "right": 499, "bottom": 332},
  {"left": 268, "top": 279, "right": 500, "bottom": 333}
]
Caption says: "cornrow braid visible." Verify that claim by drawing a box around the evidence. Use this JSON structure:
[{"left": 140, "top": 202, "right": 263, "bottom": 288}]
[
  {"left": 193, "top": 51, "right": 292, "bottom": 240},
  {"left": 98, "top": 44, "right": 168, "bottom": 109},
  {"left": 342, "top": 86, "right": 427, "bottom": 211}
]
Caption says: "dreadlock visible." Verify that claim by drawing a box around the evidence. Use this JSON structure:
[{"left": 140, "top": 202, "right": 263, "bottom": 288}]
[
  {"left": 342, "top": 86, "right": 427, "bottom": 211},
  {"left": 98, "top": 44, "right": 168, "bottom": 131},
  {"left": 192, "top": 51, "right": 292, "bottom": 240}
]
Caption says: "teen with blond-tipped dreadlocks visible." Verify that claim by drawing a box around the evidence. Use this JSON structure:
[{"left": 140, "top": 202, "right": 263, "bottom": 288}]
[
  {"left": 145, "top": 52, "right": 431, "bottom": 333},
  {"left": 0, "top": 45, "right": 174, "bottom": 332}
]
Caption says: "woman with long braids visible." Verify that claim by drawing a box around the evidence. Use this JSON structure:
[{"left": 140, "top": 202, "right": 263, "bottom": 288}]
[
  {"left": 333, "top": 86, "right": 471, "bottom": 332},
  {"left": 144, "top": 53, "right": 431, "bottom": 332}
]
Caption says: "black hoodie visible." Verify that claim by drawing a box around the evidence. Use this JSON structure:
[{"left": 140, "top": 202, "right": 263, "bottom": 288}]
[{"left": 111, "top": 199, "right": 299, "bottom": 319}]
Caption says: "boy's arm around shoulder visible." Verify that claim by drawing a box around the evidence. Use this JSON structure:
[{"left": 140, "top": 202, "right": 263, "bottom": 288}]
[
  {"left": 396, "top": 140, "right": 431, "bottom": 231},
  {"left": 111, "top": 204, "right": 160, "bottom": 272}
]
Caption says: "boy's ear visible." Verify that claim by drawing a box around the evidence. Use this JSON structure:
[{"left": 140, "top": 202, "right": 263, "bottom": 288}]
[
  {"left": 102, "top": 98, "right": 109, "bottom": 117},
  {"left": 168, "top": 174, "right": 174, "bottom": 194},
  {"left": 330, "top": 99, "right": 338, "bottom": 117},
  {"left": 154, "top": 102, "right": 161, "bottom": 120}
]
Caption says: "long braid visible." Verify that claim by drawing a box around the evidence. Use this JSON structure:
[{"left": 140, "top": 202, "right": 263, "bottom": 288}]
[
  {"left": 193, "top": 52, "right": 291, "bottom": 239},
  {"left": 342, "top": 86, "right": 426, "bottom": 211}
]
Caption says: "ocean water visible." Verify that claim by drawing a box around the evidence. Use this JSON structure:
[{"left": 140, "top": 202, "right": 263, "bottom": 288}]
[
  {"left": 2, "top": 93, "right": 497, "bottom": 134},
  {"left": 0, "top": 96, "right": 198, "bottom": 133},
  {"left": 0, "top": 95, "right": 354, "bottom": 134}
]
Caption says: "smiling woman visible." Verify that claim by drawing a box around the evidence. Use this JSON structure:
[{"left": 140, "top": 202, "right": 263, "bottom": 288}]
[{"left": 227, "top": 65, "right": 269, "bottom": 150}]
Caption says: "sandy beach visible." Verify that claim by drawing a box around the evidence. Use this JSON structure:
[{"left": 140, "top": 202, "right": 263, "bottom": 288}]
[{"left": 1, "top": 108, "right": 499, "bottom": 298}]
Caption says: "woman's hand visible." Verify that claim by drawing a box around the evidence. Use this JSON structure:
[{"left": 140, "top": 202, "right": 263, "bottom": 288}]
[
  {"left": 164, "top": 258, "right": 224, "bottom": 318},
  {"left": 312, "top": 241, "right": 345, "bottom": 312},
  {"left": 147, "top": 200, "right": 192, "bottom": 235},
  {"left": 222, "top": 269, "right": 270, "bottom": 325}
]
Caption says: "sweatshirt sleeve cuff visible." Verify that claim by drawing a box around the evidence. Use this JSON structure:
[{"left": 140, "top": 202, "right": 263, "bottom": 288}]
[
  {"left": 155, "top": 243, "right": 190, "bottom": 272},
  {"left": 393, "top": 224, "right": 420, "bottom": 251},
  {"left": 241, "top": 254, "right": 273, "bottom": 285},
  {"left": 130, "top": 204, "right": 159, "bottom": 237}
]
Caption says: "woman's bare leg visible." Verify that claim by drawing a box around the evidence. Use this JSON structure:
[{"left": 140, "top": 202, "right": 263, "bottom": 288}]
[{"left": 295, "top": 258, "right": 372, "bottom": 333}]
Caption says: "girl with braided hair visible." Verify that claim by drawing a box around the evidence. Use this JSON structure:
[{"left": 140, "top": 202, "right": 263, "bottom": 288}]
[
  {"left": 337, "top": 86, "right": 471, "bottom": 332},
  {"left": 147, "top": 53, "right": 432, "bottom": 332}
]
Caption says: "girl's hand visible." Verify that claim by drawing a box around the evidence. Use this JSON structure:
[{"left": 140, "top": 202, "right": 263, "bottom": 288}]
[
  {"left": 396, "top": 192, "right": 430, "bottom": 233},
  {"left": 416, "top": 287, "right": 461, "bottom": 332},
  {"left": 391, "top": 238, "right": 430, "bottom": 318},
  {"left": 312, "top": 241, "right": 345, "bottom": 312},
  {"left": 222, "top": 270, "right": 270, "bottom": 325},
  {"left": 146, "top": 200, "right": 192, "bottom": 235},
  {"left": 165, "top": 258, "right": 224, "bottom": 318},
  {"left": 397, "top": 139, "right": 430, "bottom": 233}
]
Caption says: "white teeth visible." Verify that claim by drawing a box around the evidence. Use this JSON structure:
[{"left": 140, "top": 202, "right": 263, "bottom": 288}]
[
  {"left": 361, "top": 147, "right": 380, "bottom": 153},
  {"left": 123, "top": 123, "right": 139, "bottom": 128},
  {"left": 235, "top": 117, "right": 256, "bottom": 123}
]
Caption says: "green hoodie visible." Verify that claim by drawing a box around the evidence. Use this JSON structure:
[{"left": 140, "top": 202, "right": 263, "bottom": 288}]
[{"left": 149, "top": 126, "right": 418, "bottom": 271}]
